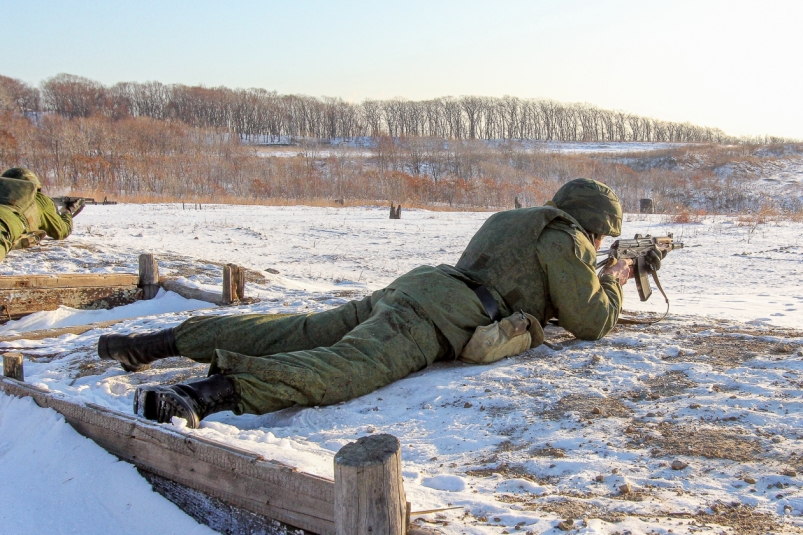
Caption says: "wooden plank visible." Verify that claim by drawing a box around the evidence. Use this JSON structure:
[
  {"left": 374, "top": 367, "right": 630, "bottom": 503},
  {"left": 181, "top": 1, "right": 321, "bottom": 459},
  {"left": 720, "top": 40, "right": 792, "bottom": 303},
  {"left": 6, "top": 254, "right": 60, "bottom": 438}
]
[
  {"left": 0, "top": 286, "right": 141, "bottom": 321},
  {"left": 0, "top": 273, "right": 139, "bottom": 289},
  {"left": 0, "top": 319, "right": 123, "bottom": 343},
  {"left": 0, "top": 376, "right": 336, "bottom": 535},
  {"left": 159, "top": 277, "right": 226, "bottom": 306}
]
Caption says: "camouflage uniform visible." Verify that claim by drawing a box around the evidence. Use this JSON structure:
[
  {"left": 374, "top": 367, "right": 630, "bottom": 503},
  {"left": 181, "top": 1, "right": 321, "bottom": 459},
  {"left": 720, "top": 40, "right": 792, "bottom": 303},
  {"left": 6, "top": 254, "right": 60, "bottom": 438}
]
[
  {"left": 0, "top": 168, "right": 73, "bottom": 262},
  {"left": 172, "top": 181, "right": 624, "bottom": 416}
]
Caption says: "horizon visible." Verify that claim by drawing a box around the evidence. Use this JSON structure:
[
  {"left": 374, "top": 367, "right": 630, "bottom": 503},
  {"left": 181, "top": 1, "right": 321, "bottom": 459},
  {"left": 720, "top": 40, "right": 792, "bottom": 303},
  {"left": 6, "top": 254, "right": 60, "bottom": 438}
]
[{"left": 1, "top": 1, "right": 802, "bottom": 139}]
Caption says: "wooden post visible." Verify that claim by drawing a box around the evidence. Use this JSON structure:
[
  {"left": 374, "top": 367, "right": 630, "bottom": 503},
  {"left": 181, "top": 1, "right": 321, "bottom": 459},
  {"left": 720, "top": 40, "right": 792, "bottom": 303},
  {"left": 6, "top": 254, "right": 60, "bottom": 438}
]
[
  {"left": 334, "top": 434, "right": 407, "bottom": 535},
  {"left": 222, "top": 264, "right": 245, "bottom": 305},
  {"left": 3, "top": 352, "right": 23, "bottom": 381},
  {"left": 138, "top": 253, "right": 160, "bottom": 300}
]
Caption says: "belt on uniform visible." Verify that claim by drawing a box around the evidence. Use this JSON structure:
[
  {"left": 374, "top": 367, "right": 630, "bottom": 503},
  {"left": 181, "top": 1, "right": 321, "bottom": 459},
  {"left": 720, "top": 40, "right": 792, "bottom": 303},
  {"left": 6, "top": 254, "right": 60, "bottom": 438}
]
[{"left": 472, "top": 285, "right": 502, "bottom": 322}]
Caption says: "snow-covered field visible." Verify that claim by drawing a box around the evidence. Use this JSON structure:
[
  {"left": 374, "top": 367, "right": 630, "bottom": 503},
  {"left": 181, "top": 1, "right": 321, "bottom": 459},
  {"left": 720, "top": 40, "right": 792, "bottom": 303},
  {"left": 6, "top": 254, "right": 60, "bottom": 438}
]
[{"left": 1, "top": 203, "right": 802, "bottom": 535}]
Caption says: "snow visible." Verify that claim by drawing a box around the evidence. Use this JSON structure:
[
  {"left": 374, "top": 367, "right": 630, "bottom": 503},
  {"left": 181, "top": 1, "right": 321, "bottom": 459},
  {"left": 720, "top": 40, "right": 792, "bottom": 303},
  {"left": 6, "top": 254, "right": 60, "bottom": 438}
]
[
  {"left": 1, "top": 202, "right": 802, "bottom": 534},
  {"left": 0, "top": 394, "right": 216, "bottom": 535}
]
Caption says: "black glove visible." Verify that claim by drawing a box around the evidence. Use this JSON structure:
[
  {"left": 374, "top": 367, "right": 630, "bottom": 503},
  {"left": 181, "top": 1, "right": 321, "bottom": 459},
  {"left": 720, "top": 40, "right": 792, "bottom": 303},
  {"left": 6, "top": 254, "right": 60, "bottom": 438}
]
[
  {"left": 62, "top": 198, "right": 85, "bottom": 217},
  {"left": 645, "top": 248, "right": 662, "bottom": 271}
]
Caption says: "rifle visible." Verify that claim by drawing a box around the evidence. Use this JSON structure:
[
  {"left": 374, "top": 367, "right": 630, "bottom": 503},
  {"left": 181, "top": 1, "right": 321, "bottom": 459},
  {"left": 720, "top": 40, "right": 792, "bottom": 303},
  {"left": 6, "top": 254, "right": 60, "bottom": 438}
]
[
  {"left": 51, "top": 196, "right": 117, "bottom": 208},
  {"left": 596, "top": 233, "right": 683, "bottom": 323}
]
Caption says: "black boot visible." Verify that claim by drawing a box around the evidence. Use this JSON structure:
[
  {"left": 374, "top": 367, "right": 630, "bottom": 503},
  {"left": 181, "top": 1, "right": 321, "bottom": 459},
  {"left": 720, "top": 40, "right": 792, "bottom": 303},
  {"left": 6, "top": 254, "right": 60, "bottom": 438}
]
[
  {"left": 97, "top": 328, "right": 179, "bottom": 372},
  {"left": 134, "top": 374, "right": 239, "bottom": 429}
]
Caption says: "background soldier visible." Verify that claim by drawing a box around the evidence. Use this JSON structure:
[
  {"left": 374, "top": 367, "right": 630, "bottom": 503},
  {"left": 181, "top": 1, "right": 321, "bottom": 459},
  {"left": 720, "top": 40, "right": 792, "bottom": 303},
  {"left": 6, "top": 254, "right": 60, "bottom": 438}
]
[
  {"left": 98, "top": 178, "right": 633, "bottom": 428},
  {"left": 0, "top": 167, "right": 83, "bottom": 262}
]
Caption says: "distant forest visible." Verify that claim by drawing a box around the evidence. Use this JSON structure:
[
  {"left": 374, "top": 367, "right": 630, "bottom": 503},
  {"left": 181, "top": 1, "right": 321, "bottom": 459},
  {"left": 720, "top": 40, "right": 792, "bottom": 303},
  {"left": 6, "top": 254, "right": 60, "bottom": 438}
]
[
  {"left": 1, "top": 73, "right": 754, "bottom": 144},
  {"left": 1, "top": 73, "right": 801, "bottom": 214}
]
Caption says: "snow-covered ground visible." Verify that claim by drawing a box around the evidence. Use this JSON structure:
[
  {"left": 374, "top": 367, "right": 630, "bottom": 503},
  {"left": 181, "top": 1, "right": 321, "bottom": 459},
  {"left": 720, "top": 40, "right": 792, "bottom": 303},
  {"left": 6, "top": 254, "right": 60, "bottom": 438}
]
[{"left": 1, "top": 203, "right": 802, "bottom": 534}]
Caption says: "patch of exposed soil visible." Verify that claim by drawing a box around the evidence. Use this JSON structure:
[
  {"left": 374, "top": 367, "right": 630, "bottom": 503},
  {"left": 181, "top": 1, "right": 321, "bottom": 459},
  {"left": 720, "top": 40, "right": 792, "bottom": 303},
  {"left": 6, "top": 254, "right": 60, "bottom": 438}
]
[
  {"left": 529, "top": 446, "right": 567, "bottom": 458},
  {"left": 465, "top": 463, "right": 556, "bottom": 485},
  {"left": 499, "top": 496, "right": 626, "bottom": 523},
  {"left": 624, "top": 422, "right": 762, "bottom": 462},
  {"left": 495, "top": 440, "right": 530, "bottom": 453},
  {"left": 542, "top": 393, "right": 632, "bottom": 420},
  {"left": 687, "top": 501, "right": 799, "bottom": 535},
  {"left": 664, "top": 334, "right": 802, "bottom": 369},
  {"left": 638, "top": 370, "right": 696, "bottom": 398}
]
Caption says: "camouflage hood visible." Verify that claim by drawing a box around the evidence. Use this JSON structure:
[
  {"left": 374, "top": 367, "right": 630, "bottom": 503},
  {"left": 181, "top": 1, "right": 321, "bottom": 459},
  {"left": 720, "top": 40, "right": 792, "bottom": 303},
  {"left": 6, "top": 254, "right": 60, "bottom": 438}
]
[
  {"left": 549, "top": 178, "right": 622, "bottom": 237},
  {"left": 1, "top": 167, "right": 42, "bottom": 190}
]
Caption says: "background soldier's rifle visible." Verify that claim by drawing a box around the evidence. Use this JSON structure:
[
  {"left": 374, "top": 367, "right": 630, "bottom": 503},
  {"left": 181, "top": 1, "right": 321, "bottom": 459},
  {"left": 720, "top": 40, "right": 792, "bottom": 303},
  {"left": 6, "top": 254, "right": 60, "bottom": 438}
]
[{"left": 596, "top": 233, "right": 683, "bottom": 323}]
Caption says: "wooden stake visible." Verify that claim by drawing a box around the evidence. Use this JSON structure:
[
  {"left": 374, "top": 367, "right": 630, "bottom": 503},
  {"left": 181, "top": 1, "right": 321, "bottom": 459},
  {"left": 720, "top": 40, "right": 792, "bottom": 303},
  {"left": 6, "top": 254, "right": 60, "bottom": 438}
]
[
  {"left": 138, "top": 254, "right": 160, "bottom": 300},
  {"left": 223, "top": 264, "right": 246, "bottom": 304},
  {"left": 334, "top": 434, "right": 407, "bottom": 535},
  {"left": 3, "top": 352, "right": 23, "bottom": 381}
]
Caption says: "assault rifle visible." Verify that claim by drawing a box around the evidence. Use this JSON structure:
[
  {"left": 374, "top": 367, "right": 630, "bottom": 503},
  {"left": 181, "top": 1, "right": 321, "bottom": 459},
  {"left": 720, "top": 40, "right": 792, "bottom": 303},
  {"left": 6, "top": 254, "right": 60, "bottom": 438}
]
[
  {"left": 51, "top": 196, "right": 118, "bottom": 208},
  {"left": 596, "top": 234, "right": 683, "bottom": 323}
]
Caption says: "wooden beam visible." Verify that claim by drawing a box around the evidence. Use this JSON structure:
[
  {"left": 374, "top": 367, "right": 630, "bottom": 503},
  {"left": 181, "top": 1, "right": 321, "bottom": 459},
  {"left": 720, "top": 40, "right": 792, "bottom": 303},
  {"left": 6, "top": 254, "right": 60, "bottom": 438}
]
[
  {"left": 0, "top": 273, "right": 139, "bottom": 289},
  {"left": 0, "top": 274, "right": 141, "bottom": 321},
  {"left": 0, "top": 376, "right": 336, "bottom": 535},
  {"left": 159, "top": 277, "right": 226, "bottom": 306}
]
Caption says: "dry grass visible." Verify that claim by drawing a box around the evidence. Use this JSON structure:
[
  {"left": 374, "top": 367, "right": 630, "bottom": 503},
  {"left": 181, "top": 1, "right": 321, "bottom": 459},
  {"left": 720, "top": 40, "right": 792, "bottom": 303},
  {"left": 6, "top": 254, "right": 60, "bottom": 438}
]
[
  {"left": 624, "top": 422, "right": 762, "bottom": 462},
  {"left": 542, "top": 393, "right": 632, "bottom": 420},
  {"left": 663, "top": 333, "right": 802, "bottom": 369}
]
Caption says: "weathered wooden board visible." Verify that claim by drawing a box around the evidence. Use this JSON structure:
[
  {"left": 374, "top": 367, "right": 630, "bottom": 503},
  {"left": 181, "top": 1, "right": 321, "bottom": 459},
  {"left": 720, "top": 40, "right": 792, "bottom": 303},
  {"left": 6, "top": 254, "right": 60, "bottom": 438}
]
[
  {"left": 0, "top": 273, "right": 139, "bottom": 289},
  {"left": 159, "top": 276, "right": 227, "bottom": 306},
  {"left": 0, "top": 274, "right": 141, "bottom": 321},
  {"left": 0, "top": 376, "right": 336, "bottom": 535}
]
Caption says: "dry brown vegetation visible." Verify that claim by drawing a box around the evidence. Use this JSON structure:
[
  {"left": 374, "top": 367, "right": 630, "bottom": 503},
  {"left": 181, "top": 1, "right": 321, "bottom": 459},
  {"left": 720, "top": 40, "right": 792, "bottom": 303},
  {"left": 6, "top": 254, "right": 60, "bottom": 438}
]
[{"left": 2, "top": 73, "right": 802, "bottom": 213}]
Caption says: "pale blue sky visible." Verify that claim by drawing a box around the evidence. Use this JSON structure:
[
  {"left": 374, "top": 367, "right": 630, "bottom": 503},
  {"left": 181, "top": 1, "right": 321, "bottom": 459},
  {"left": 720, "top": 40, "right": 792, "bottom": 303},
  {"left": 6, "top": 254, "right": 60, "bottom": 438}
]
[{"left": 2, "top": 0, "right": 801, "bottom": 139}]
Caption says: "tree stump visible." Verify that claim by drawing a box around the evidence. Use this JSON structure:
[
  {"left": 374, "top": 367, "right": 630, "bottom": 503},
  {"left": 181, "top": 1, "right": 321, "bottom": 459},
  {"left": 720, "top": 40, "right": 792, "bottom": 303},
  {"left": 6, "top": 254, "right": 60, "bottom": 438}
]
[
  {"left": 138, "top": 253, "right": 160, "bottom": 300},
  {"left": 3, "top": 352, "right": 24, "bottom": 381},
  {"left": 514, "top": 196, "right": 522, "bottom": 209},
  {"left": 335, "top": 433, "right": 407, "bottom": 535},
  {"left": 389, "top": 203, "right": 401, "bottom": 219},
  {"left": 640, "top": 198, "right": 655, "bottom": 214}
]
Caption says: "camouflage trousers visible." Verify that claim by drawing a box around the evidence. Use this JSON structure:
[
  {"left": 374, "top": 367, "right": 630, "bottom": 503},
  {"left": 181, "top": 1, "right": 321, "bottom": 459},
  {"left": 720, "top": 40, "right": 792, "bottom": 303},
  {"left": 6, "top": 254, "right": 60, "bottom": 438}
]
[{"left": 174, "top": 288, "right": 451, "bottom": 415}]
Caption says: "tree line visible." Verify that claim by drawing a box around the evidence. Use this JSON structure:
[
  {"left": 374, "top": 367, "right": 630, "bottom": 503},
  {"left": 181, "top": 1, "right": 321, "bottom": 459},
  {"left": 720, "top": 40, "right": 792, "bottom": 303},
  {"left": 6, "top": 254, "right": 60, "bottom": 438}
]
[
  {"left": 1, "top": 73, "right": 773, "bottom": 144},
  {"left": 2, "top": 72, "right": 800, "bottom": 215}
]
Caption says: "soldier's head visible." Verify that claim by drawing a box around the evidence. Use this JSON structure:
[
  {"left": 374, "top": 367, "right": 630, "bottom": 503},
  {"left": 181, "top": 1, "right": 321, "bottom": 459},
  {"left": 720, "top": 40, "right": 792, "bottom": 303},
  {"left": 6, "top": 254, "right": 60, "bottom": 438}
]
[
  {"left": 1, "top": 167, "right": 42, "bottom": 191},
  {"left": 551, "top": 178, "right": 622, "bottom": 239}
]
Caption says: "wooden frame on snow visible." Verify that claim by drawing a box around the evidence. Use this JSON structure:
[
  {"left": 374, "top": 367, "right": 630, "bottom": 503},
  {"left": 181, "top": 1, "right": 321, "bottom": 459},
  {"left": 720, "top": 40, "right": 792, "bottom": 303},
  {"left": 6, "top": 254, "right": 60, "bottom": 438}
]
[
  {"left": 0, "top": 254, "right": 249, "bottom": 322},
  {"left": 0, "top": 374, "right": 413, "bottom": 535}
]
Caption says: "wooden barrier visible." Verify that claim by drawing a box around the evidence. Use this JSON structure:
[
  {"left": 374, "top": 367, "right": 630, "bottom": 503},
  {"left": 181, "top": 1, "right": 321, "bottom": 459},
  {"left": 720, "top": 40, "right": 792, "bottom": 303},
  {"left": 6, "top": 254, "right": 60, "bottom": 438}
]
[
  {"left": 0, "top": 273, "right": 141, "bottom": 321},
  {"left": 0, "top": 375, "right": 420, "bottom": 535},
  {"left": 0, "top": 254, "right": 252, "bottom": 324},
  {"left": 0, "top": 375, "right": 337, "bottom": 534}
]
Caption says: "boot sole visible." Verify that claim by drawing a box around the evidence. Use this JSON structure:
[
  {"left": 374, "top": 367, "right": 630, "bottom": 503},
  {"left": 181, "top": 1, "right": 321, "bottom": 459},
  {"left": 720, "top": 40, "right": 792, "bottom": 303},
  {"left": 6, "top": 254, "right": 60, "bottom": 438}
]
[{"left": 135, "top": 386, "right": 200, "bottom": 429}]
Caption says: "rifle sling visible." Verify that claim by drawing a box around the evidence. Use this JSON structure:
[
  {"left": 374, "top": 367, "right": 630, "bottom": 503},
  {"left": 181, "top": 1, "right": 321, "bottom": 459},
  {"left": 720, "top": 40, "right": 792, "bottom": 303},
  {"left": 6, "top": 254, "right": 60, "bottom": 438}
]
[{"left": 617, "top": 269, "right": 670, "bottom": 326}]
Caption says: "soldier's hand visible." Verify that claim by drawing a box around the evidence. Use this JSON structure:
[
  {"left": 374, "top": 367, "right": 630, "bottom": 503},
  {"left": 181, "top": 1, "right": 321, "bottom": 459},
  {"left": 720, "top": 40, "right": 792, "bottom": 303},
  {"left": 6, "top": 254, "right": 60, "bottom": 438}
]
[
  {"left": 600, "top": 258, "right": 632, "bottom": 286},
  {"left": 62, "top": 198, "right": 85, "bottom": 217}
]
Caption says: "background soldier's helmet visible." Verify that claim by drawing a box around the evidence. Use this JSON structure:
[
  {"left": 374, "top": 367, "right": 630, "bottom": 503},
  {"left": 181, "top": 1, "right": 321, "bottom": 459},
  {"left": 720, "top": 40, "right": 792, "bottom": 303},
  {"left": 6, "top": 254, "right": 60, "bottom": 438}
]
[
  {"left": 552, "top": 178, "right": 622, "bottom": 237},
  {"left": 1, "top": 167, "right": 42, "bottom": 190}
]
